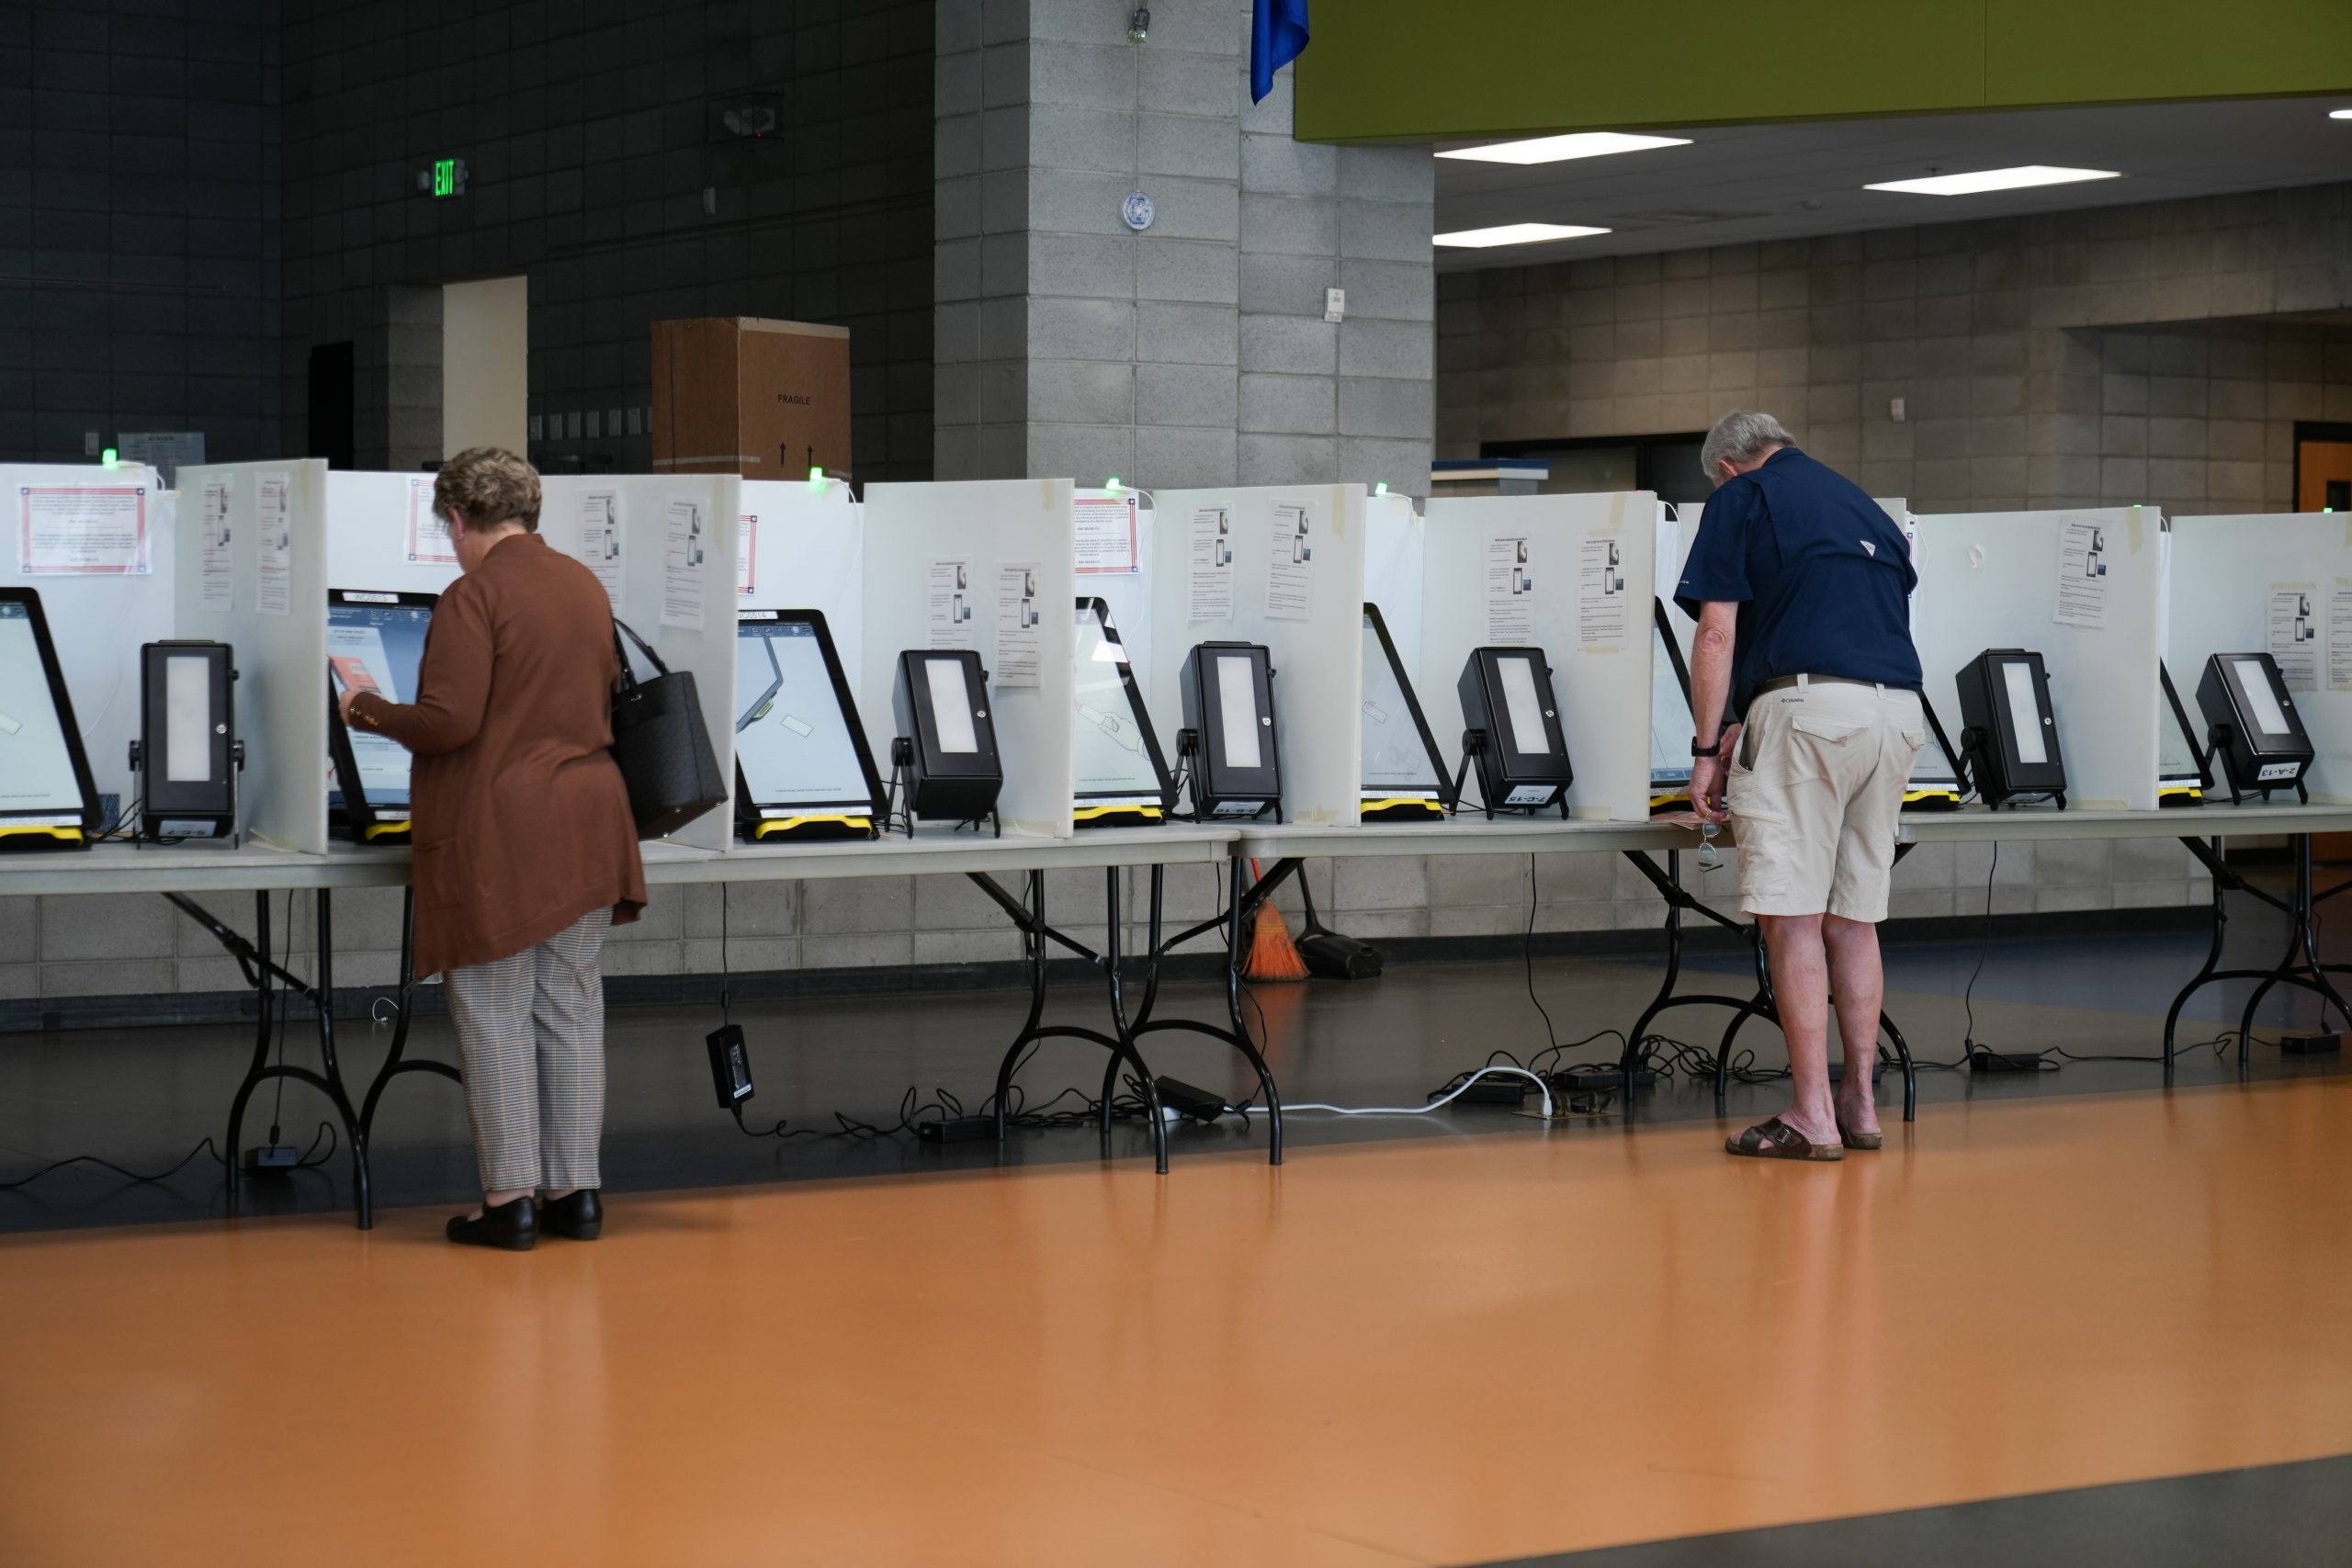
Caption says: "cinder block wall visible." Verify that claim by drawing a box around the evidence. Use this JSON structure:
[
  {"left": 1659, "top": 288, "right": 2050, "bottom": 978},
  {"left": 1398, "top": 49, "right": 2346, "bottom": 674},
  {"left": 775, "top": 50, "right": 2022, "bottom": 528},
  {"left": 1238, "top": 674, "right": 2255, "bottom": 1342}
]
[
  {"left": 1436, "top": 183, "right": 2352, "bottom": 516},
  {"left": 0, "top": 833, "right": 2211, "bottom": 1009}
]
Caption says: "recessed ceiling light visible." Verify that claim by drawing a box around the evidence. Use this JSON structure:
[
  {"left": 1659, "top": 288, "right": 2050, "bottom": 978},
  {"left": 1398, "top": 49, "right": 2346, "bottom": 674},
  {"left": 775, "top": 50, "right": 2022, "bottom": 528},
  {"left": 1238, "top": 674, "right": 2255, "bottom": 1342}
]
[
  {"left": 1436, "top": 132, "right": 1691, "bottom": 166},
  {"left": 1865, "top": 165, "right": 2121, "bottom": 196},
  {"left": 2332, "top": 108, "right": 2352, "bottom": 120},
  {"left": 1433, "top": 223, "right": 1612, "bottom": 249}
]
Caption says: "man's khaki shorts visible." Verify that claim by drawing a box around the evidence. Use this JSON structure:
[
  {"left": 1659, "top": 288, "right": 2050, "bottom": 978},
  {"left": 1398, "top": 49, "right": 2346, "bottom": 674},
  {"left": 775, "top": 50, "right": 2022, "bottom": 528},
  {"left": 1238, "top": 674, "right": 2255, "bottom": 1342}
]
[{"left": 1726, "top": 676, "right": 1925, "bottom": 922}]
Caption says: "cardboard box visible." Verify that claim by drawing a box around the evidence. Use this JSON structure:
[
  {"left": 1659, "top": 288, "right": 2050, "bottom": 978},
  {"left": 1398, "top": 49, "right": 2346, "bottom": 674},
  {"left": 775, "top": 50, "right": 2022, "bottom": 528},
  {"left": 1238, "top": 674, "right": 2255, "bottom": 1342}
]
[{"left": 651, "top": 317, "right": 851, "bottom": 479}]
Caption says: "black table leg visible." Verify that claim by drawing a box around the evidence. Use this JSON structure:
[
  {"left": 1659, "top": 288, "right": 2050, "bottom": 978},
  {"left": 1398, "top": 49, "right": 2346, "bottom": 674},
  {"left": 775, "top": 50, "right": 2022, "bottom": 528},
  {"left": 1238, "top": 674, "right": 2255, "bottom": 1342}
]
[
  {"left": 188, "top": 888, "right": 373, "bottom": 1229},
  {"left": 1132, "top": 855, "right": 1284, "bottom": 1165},
  {"left": 2161, "top": 834, "right": 2347, "bottom": 1080},
  {"left": 975, "top": 868, "right": 1167, "bottom": 1172},
  {"left": 356, "top": 887, "right": 461, "bottom": 1146}
]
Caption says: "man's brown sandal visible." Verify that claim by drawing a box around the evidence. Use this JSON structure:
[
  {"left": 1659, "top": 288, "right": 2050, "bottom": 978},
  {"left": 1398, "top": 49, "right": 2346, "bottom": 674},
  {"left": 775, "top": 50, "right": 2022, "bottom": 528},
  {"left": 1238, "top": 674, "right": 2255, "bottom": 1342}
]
[
  {"left": 1724, "top": 1115, "right": 1843, "bottom": 1161},
  {"left": 1836, "top": 1115, "right": 1883, "bottom": 1152}
]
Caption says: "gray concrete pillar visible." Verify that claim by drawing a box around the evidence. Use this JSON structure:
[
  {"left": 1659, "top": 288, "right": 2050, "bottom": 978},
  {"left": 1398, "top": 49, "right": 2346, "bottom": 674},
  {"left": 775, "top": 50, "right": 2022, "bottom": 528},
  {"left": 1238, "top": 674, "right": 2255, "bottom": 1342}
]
[{"left": 935, "top": 0, "right": 1435, "bottom": 494}]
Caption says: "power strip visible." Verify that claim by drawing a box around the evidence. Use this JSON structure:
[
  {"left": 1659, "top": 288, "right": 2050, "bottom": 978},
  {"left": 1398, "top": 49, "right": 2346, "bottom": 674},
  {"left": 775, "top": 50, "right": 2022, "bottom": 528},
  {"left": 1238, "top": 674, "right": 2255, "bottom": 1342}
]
[
  {"left": 1549, "top": 1066, "right": 1657, "bottom": 1094},
  {"left": 1153, "top": 1077, "right": 1230, "bottom": 1122},
  {"left": 242, "top": 1145, "right": 300, "bottom": 1172},
  {"left": 1968, "top": 1048, "right": 2045, "bottom": 1074},
  {"left": 1445, "top": 1077, "right": 1530, "bottom": 1106},
  {"left": 2279, "top": 1032, "right": 2343, "bottom": 1056},
  {"left": 916, "top": 1115, "right": 995, "bottom": 1144}
]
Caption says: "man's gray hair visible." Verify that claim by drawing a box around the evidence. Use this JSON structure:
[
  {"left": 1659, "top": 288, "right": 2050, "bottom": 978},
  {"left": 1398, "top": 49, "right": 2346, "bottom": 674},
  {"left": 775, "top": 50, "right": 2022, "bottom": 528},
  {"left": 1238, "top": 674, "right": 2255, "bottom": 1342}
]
[{"left": 1699, "top": 411, "right": 1793, "bottom": 479}]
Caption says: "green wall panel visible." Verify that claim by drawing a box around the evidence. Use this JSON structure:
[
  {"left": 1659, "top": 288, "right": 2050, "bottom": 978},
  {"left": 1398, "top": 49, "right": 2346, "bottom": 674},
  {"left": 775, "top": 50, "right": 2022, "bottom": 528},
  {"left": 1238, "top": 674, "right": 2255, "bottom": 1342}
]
[{"left": 1296, "top": 0, "right": 2352, "bottom": 142}]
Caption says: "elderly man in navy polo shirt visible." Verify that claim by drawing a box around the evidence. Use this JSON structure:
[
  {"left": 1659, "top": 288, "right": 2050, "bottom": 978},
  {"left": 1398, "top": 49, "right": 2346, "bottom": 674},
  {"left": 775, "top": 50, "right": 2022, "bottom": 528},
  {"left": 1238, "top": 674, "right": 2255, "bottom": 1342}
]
[{"left": 1678, "top": 411, "right": 1927, "bottom": 1161}]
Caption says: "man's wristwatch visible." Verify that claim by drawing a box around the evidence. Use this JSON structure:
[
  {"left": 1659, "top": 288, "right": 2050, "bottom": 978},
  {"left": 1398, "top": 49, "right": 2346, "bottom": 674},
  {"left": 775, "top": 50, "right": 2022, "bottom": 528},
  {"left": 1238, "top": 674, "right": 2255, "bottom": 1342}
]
[{"left": 1691, "top": 735, "right": 1724, "bottom": 759}]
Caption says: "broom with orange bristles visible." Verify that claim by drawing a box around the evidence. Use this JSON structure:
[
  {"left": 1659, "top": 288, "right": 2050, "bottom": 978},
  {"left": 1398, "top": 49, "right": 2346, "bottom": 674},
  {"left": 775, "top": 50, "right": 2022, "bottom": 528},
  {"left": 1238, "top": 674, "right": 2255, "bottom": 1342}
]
[{"left": 1241, "top": 859, "right": 1311, "bottom": 982}]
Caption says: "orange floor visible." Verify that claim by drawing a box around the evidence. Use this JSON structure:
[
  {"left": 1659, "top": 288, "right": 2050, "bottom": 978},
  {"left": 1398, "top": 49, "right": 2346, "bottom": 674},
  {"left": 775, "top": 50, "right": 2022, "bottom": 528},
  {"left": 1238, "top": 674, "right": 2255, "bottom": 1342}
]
[{"left": 6, "top": 1079, "right": 2352, "bottom": 1566}]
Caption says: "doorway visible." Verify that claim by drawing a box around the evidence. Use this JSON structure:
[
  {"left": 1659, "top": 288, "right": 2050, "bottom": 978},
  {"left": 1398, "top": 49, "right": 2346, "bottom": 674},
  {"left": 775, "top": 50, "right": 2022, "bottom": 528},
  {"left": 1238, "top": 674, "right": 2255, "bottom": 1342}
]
[
  {"left": 2294, "top": 421, "right": 2352, "bottom": 512},
  {"left": 306, "top": 341, "right": 355, "bottom": 468},
  {"left": 442, "top": 276, "right": 529, "bottom": 457}
]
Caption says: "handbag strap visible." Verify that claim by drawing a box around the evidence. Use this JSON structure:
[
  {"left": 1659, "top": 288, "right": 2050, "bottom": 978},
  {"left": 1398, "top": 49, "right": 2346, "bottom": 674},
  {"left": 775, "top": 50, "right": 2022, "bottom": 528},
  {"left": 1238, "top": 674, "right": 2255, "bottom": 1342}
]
[{"left": 612, "top": 616, "right": 671, "bottom": 694}]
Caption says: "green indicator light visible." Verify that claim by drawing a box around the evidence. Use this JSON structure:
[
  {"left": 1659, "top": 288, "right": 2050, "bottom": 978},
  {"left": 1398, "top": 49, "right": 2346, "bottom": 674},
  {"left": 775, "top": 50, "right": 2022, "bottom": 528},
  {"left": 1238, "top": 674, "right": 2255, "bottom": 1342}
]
[
  {"left": 1374, "top": 480, "right": 1388, "bottom": 497},
  {"left": 1105, "top": 477, "right": 1123, "bottom": 492},
  {"left": 101, "top": 447, "right": 119, "bottom": 468}
]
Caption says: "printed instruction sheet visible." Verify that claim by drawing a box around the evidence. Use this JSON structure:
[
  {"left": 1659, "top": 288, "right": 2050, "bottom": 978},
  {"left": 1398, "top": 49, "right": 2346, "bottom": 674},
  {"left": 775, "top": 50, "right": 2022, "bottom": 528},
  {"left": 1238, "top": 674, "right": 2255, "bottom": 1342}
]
[
  {"left": 1265, "top": 499, "right": 1313, "bottom": 622},
  {"left": 994, "top": 561, "right": 1042, "bottom": 687},
  {"left": 17, "top": 485, "right": 149, "bottom": 576},
  {"left": 198, "top": 474, "right": 233, "bottom": 610},
  {"left": 2053, "top": 515, "right": 2109, "bottom": 629},
  {"left": 1577, "top": 528, "right": 1629, "bottom": 650},
  {"left": 580, "top": 491, "right": 622, "bottom": 604},
  {"left": 927, "top": 557, "right": 976, "bottom": 649},
  {"left": 661, "top": 496, "right": 707, "bottom": 630},
  {"left": 1484, "top": 535, "right": 1532, "bottom": 645},
  {"left": 2331, "top": 579, "right": 2352, "bottom": 694},
  {"left": 1187, "top": 505, "right": 1234, "bottom": 622},
  {"left": 407, "top": 476, "right": 456, "bottom": 566},
  {"left": 256, "top": 472, "right": 292, "bottom": 616},
  {"left": 2271, "top": 582, "right": 2320, "bottom": 691},
  {"left": 1075, "top": 496, "right": 1138, "bottom": 575}
]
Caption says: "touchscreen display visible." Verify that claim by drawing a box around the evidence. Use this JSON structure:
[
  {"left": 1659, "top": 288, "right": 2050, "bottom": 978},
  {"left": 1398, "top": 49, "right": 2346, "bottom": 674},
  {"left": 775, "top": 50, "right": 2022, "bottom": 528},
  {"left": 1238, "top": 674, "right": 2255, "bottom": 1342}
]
[
  {"left": 1911, "top": 725, "right": 1963, "bottom": 787},
  {"left": 1651, "top": 618, "right": 1694, "bottom": 787},
  {"left": 328, "top": 599, "right": 432, "bottom": 809},
  {"left": 2160, "top": 676, "right": 2201, "bottom": 784},
  {"left": 0, "top": 601, "right": 85, "bottom": 815},
  {"left": 734, "top": 617, "right": 871, "bottom": 807},
  {"left": 1361, "top": 612, "right": 1442, "bottom": 792},
  {"left": 1073, "top": 604, "right": 1163, "bottom": 797}
]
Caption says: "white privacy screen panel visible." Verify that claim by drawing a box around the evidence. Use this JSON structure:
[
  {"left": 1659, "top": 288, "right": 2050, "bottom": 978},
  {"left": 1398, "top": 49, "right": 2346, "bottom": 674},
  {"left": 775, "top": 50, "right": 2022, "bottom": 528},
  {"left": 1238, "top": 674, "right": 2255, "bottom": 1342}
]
[{"left": 2168, "top": 513, "right": 2352, "bottom": 802}]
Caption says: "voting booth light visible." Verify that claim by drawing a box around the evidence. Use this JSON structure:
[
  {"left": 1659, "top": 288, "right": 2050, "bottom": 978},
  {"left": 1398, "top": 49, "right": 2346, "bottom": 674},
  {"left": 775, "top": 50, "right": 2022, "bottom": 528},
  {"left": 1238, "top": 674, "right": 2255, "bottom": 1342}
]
[
  {"left": 1178, "top": 641, "right": 1282, "bottom": 821},
  {"left": 1360, "top": 603, "right": 1453, "bottom": 823},
  {"left": 2197, "top": 651, "right": 2315, "bottom": 804},
  {"left": 0, "top": 587, "right": 102, "bottom": 850},
  {"left": 1454, "top": 647, "right": 1574, "bottom": 818},
  {"left": 1071, "top": 598, "right": 1173, "bottom": 829},
  {"left": 733, "top": 609, "right": 885, "bottom": 841},
  {"left": 1955, "top": 648, "right": 2068, "bottom": 809},
  {"left": 889, "top": 649, "right": 1003, "bottom": 834},
  {"left": 133, "top": 640, "right": 242, "bottom": 842}
]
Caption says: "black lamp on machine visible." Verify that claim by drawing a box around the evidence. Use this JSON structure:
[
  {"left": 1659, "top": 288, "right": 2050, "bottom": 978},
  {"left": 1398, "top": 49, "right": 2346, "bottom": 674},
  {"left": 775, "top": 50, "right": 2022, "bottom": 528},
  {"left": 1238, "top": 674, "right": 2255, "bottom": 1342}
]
[
  {"left": 2197, "top": 651, "right": 2314, "bottom": 804},
  {"left": 1177, "top": 641, "right": 1281, "bottom": 821},
  {"left": 1453, "top": 647, "right": 1573, "bottom": 818},
  {"left": 1954, "top": 648, "right": 2067, "bottom": 809},
  {"left": 888, "top": 649, "right": 1002, "bottom": 835},
  {"left": 130, "top": 640, "right": 243, "bottom": 843}
]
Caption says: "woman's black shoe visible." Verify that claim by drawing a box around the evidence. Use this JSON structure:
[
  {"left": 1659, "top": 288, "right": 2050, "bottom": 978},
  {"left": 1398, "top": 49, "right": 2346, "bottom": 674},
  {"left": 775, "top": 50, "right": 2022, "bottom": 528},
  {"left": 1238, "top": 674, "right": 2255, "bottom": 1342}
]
[
  {"left": 540, "top": 1190, "right": 602, "bottom": 1241},
  {"left": 446, "top": 1195, "right": 537, "bottom": 1250}
]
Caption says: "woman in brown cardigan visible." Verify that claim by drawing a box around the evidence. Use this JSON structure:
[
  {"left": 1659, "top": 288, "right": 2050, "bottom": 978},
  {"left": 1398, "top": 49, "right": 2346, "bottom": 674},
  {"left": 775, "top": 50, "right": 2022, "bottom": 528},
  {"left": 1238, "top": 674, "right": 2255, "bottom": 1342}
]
[{"left": 340, "top": 448, "right": 646, "bottom": 1250}]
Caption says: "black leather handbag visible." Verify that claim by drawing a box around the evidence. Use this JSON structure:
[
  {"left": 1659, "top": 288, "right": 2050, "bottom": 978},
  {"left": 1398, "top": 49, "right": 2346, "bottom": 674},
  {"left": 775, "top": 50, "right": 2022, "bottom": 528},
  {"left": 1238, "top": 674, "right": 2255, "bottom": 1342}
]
[{"left": 610, "top": 618, "right": 727, "bottom": 840}]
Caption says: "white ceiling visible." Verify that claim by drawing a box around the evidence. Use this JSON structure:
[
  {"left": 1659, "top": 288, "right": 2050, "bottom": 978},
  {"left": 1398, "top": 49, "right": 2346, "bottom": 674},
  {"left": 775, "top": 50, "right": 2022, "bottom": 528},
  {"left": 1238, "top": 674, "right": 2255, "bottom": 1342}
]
[{"left": 1433, "top": 97, "right": 2352, "bottom": 270}]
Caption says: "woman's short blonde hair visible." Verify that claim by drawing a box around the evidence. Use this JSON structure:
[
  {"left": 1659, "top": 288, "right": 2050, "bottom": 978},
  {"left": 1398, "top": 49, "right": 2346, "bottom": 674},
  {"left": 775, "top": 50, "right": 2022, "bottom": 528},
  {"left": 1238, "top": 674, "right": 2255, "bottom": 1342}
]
[{"left": 434, "top": 447, "right": 542, "bottom": 532}]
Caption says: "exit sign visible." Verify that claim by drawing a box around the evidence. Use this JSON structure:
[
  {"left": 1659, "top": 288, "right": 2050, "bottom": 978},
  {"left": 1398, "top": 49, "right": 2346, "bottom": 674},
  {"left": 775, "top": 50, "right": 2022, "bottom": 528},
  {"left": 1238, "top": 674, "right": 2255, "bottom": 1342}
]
[{"left": 432, "top": 158, "right": 468, "bottom": 197}]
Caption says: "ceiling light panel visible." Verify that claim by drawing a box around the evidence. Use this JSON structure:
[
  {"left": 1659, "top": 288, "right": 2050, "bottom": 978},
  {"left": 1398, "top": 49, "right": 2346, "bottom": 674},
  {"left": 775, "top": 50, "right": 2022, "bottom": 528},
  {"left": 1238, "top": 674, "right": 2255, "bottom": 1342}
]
[
  {"left": 1433, "top": 222, "right": 1612, "bottom": 248},
  {"left": 1864, "top": 164, "right": 2121, "bottom": 196},
  {"left": 1437, "top": 132, "right": 1691, "bottom": 165}
]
